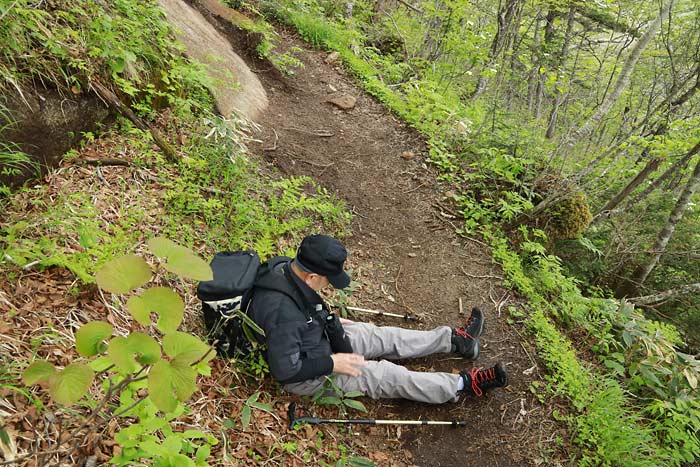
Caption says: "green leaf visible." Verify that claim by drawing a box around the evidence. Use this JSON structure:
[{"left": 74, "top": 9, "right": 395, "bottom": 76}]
[
  {"left": 163, "top": 332, "right": 212, "bottom": 363},
  {"left": 148, "top": 237, "right": 192, "bottom": 258},
  {"left": 89, "top": 356, "right": 114, "bottom": 372},
  {"left": 196, "top": 445, "right": 211, "bottom": 465},
  {"left": 23, "top": 361, "right": 56, "bottom": 385},
  {"left": 319, "top": 396, "right": 342, "bottom": 406},
  {"left": 127, "top": 287, "right": 184, "bottom": 333},
  {"left": 603, "top": 359, "right": 625, "bottom": 375},
  {"left": 148, "top": 359, "right": 178, "bottom": 413},
  {"left": 163, "top": 252, "right": 213, "bottom": 281},
  {"left": 222, "top": 419, "right": 235, "bottom": 429},
  {"left": 95, "top": 254, "right": 152, "bottom": 294},
  {"left": 343, "top": 399, "right": 367, "bottom": 413},
  {"left": 48, "top": 364, "right": 95, "bottom": 405},
  {"left": 241, "top": 405, "right": 251, "bottom": 429},
  {"left": 246, "top": 392, "right": 260, "bottom": 405},
  {"left": 0, "top": 427, "right": 10, "bottom": 448},
  {"left": 343, "top": 391, "right": 365, "bottom": 398},
  {"left": 108, "top": 333, "right": 161, "bottom": 374},
  {"left": 147, "top": 237, "right": 212, "bottom": 281},
  {"left": 75, "top": 321, "right": 113, "bottom": 357},
  {"left": 170, "top": 357, "right": 198, "bottom": 401},
  {"left": 349, "top": 457, "right": 375, "bottom": 467},
  {"left": 249, "top": 401, "right": 274, "bottom": 412}
]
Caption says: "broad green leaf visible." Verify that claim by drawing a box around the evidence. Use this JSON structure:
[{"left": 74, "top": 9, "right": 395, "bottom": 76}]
[
  {"left": 148, "top": 359, "right": 178, "bottom": 413},
  {"left": 343, "top": 399, "right": 367, "bottom": 413},
  {"left": 48, "top": 364, "right": 94, "bottom": 405},
  {"left": 23, "top": 361, "right": 56, "bottom": 385},
  {"left": 89, "top": 356, "right": 114, "bottom": 372},
  {"left": 75, "top": 321, "right": 113, "bottom": 357},
  {"left": 108, "top": 337, "right": 136, "bottom": 373},
  {"left": 95, "top": 254, "right": 152, "bottom": 294},
  {"left": 109, "top": 332, "right": 161, "bottom": 373},
  {"left": 196, "top": 445, "right": 211, "bottom": 465},
  {"left": 129, "top": 333, "right": 161, "bottom": 365},
  {"left": 147, "top": 237, "right": 192, "bottom": 258},
  {"left": 127, "top": 287, "right": 184, "bottom": 333},
  {"left": 182, "top": 430, "right": 207, "bottom": 439},
  {"left": 163, "top": 435, "right": 183, "bottom": 453},
  {"left": 319, "top": 396, "right": 342, "bottom": 406},
  {"left": 168, "top": 453, "right": 195, "bottom": 467},
  {"left": 163, "top": 252, "right": 213, "bottom": 281},
  {"left": 163, "top": 332, "right": 212, "bottom": 363},
  {"left": 343, "top": 391, "right": 365, "bottom": 398},
  {"left": 170, "top": 357, "right": 198, "bottom": 401},
  {"left": 241, "top": 405, "right": 251, "bottom": 429},
  {"left": 147, "top": 237, "right": 212, "bottom": 281}
]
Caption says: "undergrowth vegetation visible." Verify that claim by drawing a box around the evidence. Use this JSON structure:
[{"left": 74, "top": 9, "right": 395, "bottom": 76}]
[
  {"left": 257, "top": 1, "right": 700, "bottom": 465},
  {"left": 0, "top": 1, "right": 361, "bottom": 465}
]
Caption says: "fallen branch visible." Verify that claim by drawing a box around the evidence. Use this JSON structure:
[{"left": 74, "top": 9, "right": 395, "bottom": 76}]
[
  {"left": 78, "top": 158, "right": 131, "bottom": 167},
  {"left": 628, "top": 283, "right": 700, "bottom": 305},
  {"left": 90, "top": 80, "right": 179, "bottom": 163}
]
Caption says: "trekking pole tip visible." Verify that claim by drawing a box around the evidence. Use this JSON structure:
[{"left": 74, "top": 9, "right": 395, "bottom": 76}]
[{"left": 287, "top": 402, "right": 297, "bottom": 430}]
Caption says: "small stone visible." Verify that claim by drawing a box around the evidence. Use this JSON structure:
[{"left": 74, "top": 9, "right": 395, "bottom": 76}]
[
  {"left": 328, "top": 83, "right": 338, "bottom": 92},
  {"left": 401, "top": 150, "right": 414, "bottom": 160},
  {"left": 327, "top": 94, "right": 356, "bottom": 110},
  {"left": 407, "top": 253, "right": 417, "bottom": 257},
  {"left": 325, "top": 51, "right": 340, "bottom": 64}
]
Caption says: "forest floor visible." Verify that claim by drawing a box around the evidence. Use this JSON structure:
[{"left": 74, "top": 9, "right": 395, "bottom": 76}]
[{"left": 0, "top": 2, "right": 571, "bottom": 466}]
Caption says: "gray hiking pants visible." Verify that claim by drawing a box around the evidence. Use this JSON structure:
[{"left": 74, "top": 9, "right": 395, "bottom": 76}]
[{"left": 283, "top": 322, "right": 461, "bottom": 404}]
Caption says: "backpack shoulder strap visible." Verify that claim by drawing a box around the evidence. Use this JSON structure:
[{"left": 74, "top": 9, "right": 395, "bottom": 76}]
[{"left": 245, "top": 257, "right": 309, "bottom": 316}]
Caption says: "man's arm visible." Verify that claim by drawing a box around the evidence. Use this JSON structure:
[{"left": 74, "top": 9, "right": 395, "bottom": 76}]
[{"left": 265, "top": 322, "right": 333, "bottom": 384}]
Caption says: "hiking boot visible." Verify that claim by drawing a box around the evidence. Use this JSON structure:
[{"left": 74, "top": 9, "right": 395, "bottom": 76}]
[
  {"left": 451, "top": 307, "right": 484, "bottom": 360},
  {"left": 460, "top": 363, "right": 508, "bottom": 397},
  {"left": 459, "top": 307, "right": 485, "bottom": 340}
]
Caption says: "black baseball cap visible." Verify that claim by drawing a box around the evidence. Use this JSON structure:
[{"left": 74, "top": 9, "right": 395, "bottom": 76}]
[{"left": 295, "top": 235, "right": 351, "bottom": 289}]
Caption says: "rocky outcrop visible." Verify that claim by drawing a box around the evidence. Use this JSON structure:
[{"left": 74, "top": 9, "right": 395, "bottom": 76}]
[{"left": 157, "top": 0, "right": 268, "bottom": 121}]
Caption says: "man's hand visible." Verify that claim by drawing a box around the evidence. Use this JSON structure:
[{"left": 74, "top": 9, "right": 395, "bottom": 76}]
[
  {"left": 339, "top": 317, "right": 354, "bottom": 325},
  {"left": 331, "top": 353, "right": 366, "bottom": 377}
]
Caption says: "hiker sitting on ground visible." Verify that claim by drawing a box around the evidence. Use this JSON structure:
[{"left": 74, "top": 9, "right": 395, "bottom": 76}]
[{"left": 247, "top": 234, "right": 508, "bottom": 404}]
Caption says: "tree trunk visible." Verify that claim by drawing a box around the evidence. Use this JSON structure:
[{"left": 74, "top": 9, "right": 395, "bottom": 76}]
[
  {"left": 629, "top": 282, "right": 700, "bottom": 305},
  {"left": 615, "top": 154, "right": 700, "bottom": 298},
  {"left": 545, "top": 5, "right": 576, "bottom": 138},
  {"left": 622, "top": 140, "right": 700, "bottom": 210},
  {"left": 590, "top": 157, "right": 662, "bottom": 224},
  {"left": 572, "top": 0, "right": 673, "bottom": 142},
  {"left": 471, "top": 0, "right": 523, "bottom": 101}
]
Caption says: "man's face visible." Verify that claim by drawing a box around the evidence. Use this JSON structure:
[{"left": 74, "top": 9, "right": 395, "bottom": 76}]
[{"left": 305, "top": 273, "right": 330, "bottom": 291}]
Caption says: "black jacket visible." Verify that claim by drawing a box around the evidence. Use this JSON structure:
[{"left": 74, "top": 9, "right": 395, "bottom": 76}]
[{"left": 248, "top": 257, "right": 337, "bottom": 384}]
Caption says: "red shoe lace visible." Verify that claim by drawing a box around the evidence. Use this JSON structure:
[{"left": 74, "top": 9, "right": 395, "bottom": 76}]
[
  {"left": 469, "top": 366, "right": 496, "bottom": 397},
  {"left": 455, "top": 316, "right": 475, "bottom": 340}
]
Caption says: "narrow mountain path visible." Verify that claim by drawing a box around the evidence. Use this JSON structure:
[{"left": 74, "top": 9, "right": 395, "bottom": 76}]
[{"left": 187, "top": 2, "right": 563, "bottom": 465}]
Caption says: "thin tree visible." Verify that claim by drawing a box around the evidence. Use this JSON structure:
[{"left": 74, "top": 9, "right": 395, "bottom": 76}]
[
  {"left": 572, "top": 0, "right": 674, "bottom": 142},
  {"left": 615, "top": 153, "right": 700, "bottom": 297}
]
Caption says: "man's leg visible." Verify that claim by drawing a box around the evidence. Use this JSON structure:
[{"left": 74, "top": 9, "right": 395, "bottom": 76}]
[
  {"left": 344, "top": 322, "right": 452, "bottom": 360},
  {"left": 284, "top": 360, "right": 461, "bottom": 404}
]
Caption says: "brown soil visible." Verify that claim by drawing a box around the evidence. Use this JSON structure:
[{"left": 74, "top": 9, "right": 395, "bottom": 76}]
[{"left": 193, "top": 4, "right": 568, "bottom": 465}]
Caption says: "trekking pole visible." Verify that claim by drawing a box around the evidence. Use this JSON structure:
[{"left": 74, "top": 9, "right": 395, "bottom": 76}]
[
  {"left": 287, "top": 403, "right": 466, "bottom": 429},
  {"left": 335, "top": 305, "right": 419, "bottom": 322}
]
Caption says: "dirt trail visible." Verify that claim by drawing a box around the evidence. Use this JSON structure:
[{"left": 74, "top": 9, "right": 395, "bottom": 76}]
[{"left": 186, "top": 3, "right": 563, "bottom": 466}]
